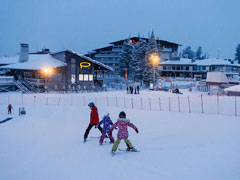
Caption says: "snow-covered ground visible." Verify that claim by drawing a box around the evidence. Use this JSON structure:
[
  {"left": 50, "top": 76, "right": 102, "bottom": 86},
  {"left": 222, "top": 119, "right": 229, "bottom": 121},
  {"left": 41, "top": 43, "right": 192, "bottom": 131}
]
[{"left": 0, "top": 91, "right": 240, "bottom": 180}]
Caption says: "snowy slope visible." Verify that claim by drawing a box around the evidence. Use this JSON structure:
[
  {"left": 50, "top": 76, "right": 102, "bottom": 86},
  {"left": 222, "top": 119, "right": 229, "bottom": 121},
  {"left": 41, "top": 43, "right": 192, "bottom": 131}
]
[{"left": 0, "top": 91, "right": 240, "bottom": 180}]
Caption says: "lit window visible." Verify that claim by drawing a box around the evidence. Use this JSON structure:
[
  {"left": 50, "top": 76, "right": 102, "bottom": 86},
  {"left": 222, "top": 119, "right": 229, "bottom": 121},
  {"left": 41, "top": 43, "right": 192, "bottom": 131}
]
[
  {"left": 84, "top": 74, "right": 89, "bottom": 81},
  {"left": 79, "top": 74, "right": 84, "bottom": 81},
  {"left": 71, "top": 74, "right": 76, "bottom": 83},
  {"left": 89, "top": 74, "right": 93, "bottom": 81}
]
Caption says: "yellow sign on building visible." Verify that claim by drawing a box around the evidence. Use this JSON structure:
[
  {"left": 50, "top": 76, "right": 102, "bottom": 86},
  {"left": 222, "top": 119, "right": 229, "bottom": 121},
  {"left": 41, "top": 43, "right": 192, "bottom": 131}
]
[{"left": 80, "top": 62, "right": 91, "bottom": 69}]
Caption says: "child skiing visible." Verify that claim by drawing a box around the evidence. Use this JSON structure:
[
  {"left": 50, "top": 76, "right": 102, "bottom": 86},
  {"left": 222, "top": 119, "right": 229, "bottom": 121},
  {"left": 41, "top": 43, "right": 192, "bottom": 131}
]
[
  {"left": 83, "top": 102, "right": 102, "bottom": 142},
  {"left": 109, "top": 111, "right": 138, "bottom": 155},
  {"left": 97, "top": 114, "right": 114, "bottom": 145}
]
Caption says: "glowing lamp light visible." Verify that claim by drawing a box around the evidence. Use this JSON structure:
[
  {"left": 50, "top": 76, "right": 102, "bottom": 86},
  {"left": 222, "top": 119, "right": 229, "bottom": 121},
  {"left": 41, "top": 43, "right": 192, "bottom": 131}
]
[
  {"left": 43, "top": 68, "right": 53, "bottom": 74},
  {"left": 150, "top": 54, "right": 160, "bottom": 65}
]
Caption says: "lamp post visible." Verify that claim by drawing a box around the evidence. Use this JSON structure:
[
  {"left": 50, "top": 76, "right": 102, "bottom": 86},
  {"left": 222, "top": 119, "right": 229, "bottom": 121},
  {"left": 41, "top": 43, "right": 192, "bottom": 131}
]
[{"left": 150, "top": 54, "right": 160, "bottom": 90}]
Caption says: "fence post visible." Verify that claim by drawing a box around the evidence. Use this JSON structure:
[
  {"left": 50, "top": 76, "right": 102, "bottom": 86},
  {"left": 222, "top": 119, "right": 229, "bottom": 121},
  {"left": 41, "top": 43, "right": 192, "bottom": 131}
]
[
  {"left": 169, "top": 97, "right": 171, "bottom": 112},
  {"left": 217, "top": 93, "right": 219, "bottom": 114},
  {"left": 116, "top": 97, "right": 118, "bottom": 107},
  {"left": 187, "top": 96, "right": 191, "bottom": 113},
  {"left": 58, "top": 96, "right": 61, "bottom": 106},
  {"left": 131, "top": 98, "right": 134, "bottom": 109},
  {"left": 235, "top": 96, "right": 237, "bottom": 116},
  {"left": 141, "top": 98, "right": 143, "bottom": 110},
  {"left": 178, "top": 96, "right": 181, "bottom": 112},
  {"left": 124, "top": 97, "right": 126, "bottom": 108},
  {"left": 201, "top": 94, "right": 204, "bottom": 114},
  {"left": 149, "top": 98, "right": 151, "bottom": 111},
  {"left": 107, "top": 96, "right": 109, "bottom": 107},
  {"left": 34, "top": 96, "right": 36, "bottom": 105},
  {"left": 95, "top": 97, "right": 97, "bottom": 105},
  {"left": 159, "top": 97, "right": 161, "bottom": 111}
]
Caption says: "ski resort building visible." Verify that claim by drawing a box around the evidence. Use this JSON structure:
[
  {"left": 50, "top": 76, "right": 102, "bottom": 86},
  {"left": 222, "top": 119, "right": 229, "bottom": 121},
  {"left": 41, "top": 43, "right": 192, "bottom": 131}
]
[
  {"left": 0, "top": 44, "right": 113, "bottom": 93},
  {"left": 85, "top": 36, "right": 181, "bottom": 86},
  {"left": 159, "top": 58, "right": 240, "bottom": 82}
]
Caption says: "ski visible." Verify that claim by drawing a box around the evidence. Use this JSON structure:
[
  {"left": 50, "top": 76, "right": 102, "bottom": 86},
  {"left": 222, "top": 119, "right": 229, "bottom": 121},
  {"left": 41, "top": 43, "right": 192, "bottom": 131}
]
[{"left": 118, "top": 148, "right": 140, "bottom": 152}]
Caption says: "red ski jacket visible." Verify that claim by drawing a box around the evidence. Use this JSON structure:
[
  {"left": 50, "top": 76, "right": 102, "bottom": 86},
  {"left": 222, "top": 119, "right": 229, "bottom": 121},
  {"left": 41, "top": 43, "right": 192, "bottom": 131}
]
[{"left": 90, "top": 106, "right": 99, "bottom": 125}]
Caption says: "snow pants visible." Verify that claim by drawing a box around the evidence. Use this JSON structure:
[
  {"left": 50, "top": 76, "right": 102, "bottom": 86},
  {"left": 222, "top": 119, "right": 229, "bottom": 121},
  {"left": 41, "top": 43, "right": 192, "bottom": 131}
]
[
  {"left": 84, "top": 124, "right": 102, "bottom": 139},
  {"left": 99, "top": 132, "right": 114, "bottom": 144},
  {"left": 112, "top": 138, "right": 133, "bottom": 152}
]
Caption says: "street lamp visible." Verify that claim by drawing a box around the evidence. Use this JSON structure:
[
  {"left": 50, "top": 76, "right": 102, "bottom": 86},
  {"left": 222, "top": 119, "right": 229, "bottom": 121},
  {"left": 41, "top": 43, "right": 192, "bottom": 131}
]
[{"left": 150, "top": 54, "right": 160, "bottom": 90}]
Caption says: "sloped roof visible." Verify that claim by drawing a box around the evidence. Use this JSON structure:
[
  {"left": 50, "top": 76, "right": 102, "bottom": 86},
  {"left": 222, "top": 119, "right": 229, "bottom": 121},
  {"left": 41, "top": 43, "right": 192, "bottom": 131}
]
[
  {"left": 0, "top": 56, "right": 19, "bottom": 65},
  {"left": 224, "top": 85, "right": 240, "bottom": 92},
  {"left": 53, "top": 49, "right": 114, "bottom": 71},
  {"left": 0, "top": 54, "right": 67, "bottom": 70},
  {"left": 161, "top": 58, "right": 240, "bottom": 66}
]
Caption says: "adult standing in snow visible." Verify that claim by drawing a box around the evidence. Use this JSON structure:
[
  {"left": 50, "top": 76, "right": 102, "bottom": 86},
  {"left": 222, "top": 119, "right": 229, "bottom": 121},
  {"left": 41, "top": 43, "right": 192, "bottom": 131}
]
[
  {"left": 84, "top": 102, "right": 102, "bottom": 142},
  {"left": 110, "top": 111, "right": 138, "bottom": 154},
  {"left": 7, "top": 104, "right": 13, "bottom": 114}
]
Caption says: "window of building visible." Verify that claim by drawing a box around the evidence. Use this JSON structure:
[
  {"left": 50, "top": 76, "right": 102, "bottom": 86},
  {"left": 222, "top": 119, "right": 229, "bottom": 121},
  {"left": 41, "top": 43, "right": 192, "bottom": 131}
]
[
  {"left": 84, "top": 74, "right": 89, "bottom": 81},
  {"left": 89, "top": 74, "right": 93, "bottom": 81},
  {"left": 79, "top": 74, "right": 84, "bottom": 81},
  {"left": 71, "top": 74, "right": 76, "bottom": 84}
]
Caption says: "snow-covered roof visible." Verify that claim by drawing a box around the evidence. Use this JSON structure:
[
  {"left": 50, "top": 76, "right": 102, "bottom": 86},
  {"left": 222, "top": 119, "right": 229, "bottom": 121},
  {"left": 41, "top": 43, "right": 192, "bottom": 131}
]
[
  {"left": 206, "top": 72, "right": 228, "bottom": 83},
  {"left": 0, "top": 54, "right": 67, "bottom": 70},
  {"left": 0, "top": 56, "right": 19, "bottom": 65},
  {"left": 224, "top": 85, "right": 240, "bottom": 92},
  {"left": 161, "top": 58, "right": 240, "bottom": 66},
  {"left": 53, "top": 49, "right": 114, "bottom": 71},
  {"left": 161, "top": 58, "right": 193, "bottom": 65}
]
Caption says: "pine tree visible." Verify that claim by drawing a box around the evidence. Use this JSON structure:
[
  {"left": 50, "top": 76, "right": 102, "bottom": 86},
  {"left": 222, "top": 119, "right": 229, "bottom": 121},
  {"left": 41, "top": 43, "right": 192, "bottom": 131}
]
[
  {"left": 182, "top": 46, "right": 195, "bottom": 59},
  {"left": 132, "top": 39, "right": 147, "bottom": 82},
  {"left": 119, "top": 39, "right": 134, "bottom": 80},
  {"left": 195, "top": 46, "right": 202, "bottom": 60},
  {"left": 235, "top": 44, "right": 240, "bottom": 64},
  {"left": 143, "top": 30, "right": 160, "bottom": 86}
]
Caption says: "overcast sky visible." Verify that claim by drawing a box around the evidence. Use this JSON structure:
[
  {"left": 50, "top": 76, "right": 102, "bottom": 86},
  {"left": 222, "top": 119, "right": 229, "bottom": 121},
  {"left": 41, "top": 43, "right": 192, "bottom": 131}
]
[{"left": 0, "top": 0, "right": 239, "bottom": 59}]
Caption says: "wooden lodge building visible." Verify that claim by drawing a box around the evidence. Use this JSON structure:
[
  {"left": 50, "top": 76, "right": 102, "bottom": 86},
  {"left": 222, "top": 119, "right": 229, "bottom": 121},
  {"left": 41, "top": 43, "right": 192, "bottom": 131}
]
[{"left": 0, "top": 44, "right": 113, "bottom": 92}]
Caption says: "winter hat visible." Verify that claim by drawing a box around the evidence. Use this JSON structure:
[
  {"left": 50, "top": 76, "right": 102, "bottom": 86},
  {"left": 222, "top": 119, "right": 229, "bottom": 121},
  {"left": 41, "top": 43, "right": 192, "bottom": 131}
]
[
  {"left": 88, "top": 102, "right": 95, "bottom": 108},
  {"left": 119, "top": 111, "right": 126, "bottom": 118}
]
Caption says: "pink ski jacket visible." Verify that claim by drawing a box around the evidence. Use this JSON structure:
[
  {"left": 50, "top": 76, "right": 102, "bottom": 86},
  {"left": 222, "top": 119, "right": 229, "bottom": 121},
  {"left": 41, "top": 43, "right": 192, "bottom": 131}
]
[{"left": 110, "top": 118, "right": 137, "bottom": 139}]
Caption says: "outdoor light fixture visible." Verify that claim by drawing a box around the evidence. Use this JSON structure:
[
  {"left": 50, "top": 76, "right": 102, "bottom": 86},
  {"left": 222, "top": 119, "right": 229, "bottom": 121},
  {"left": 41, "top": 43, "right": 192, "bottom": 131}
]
[
  {"left": 150, "top": 53, "right": 160, "bottom": 90},
  {"left": 43, "top": 68, "right": 53, "bottom": 74}
]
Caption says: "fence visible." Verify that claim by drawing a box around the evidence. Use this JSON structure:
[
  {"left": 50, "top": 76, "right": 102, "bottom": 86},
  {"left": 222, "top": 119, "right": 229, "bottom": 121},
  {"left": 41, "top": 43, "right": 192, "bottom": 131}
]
[{"left": 0, "top": 93, "right": 239, "bottom": 116}]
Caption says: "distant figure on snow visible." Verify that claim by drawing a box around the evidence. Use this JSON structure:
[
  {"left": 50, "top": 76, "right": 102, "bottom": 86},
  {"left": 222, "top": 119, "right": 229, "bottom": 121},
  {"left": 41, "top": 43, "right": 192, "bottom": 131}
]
[
  {"left": 84, "top": 102, "right": 102, "bottom": 142},
  {"left": 7, "top": 104, "right": 13, "bottom": 114},
  {"left": 137, "top": 85, "right": 140, "bottom": 94}
]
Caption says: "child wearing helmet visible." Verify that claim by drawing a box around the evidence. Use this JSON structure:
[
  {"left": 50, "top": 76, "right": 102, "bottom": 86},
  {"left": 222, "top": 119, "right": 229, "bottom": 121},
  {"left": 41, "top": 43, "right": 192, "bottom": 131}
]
[
  {"left": 97, "top": 114, "right": 114, "bottom": 145},
  {"left": 83, "top": 102, "right": 102, "bottom": 142},
  {"left": 110, "top": 111, "right": 138, "bottom": 154}
]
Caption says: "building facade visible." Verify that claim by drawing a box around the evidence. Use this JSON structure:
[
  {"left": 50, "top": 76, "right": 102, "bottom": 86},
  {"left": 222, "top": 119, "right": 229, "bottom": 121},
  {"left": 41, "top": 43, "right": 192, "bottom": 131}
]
[
  {"left": 86, "top": 36, "right": 181, "bottom": 86},
  {"left": 159, "top": 58, "right": 240, "bottom": 82},
  {"left": 0, "top": 44, "right": 113, "bottom": 92}
]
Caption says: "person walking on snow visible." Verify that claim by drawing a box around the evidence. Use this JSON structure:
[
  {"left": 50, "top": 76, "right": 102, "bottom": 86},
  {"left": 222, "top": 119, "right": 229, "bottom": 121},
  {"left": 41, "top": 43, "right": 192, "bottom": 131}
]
[
  {"left": 96, "top": 114, "right": 114, "bottom": 145},
  {"left": 84, "top": 102, "right": 102, "bottom": 142},
  {"left": 110, "top": 111, "right": 138, "bottom": 154},
  {"left": 7, "top": 104, "right": 13, "bottom": 114}
]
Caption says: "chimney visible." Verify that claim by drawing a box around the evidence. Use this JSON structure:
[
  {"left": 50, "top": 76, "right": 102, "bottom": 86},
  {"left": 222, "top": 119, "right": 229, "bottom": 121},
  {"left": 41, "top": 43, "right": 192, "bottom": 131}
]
[{"left": 19, "top": 43, "right": 29, "bottom": 63}]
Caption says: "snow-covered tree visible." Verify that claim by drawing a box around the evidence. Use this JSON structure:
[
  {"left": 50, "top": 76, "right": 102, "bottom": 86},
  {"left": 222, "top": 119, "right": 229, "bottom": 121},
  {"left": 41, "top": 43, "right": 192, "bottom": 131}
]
[
  {"left": 132, "top": 39, "right": 147, "bottom": 82},
  {"left": 235, "top": 44, "right": 240, "bottom": 64},
  {"left": 195, "top": 46, "right": 202, "bottom": 60},
  {"left": 143, "top": 30, "right": 160, "bottom": 86},
  {"left": 119, "top": 39, "right": 134, "bottom": 80},
  {"left": 182, "top": 46, "right": 195, "bottom": 59}
]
